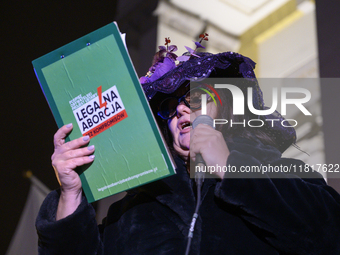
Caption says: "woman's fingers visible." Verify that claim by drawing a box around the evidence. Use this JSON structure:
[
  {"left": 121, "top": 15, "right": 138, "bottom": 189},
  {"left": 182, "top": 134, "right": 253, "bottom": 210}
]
[
  {"left": 52, "top": 142, "right": 95, "bottom": 165},
  {"left": 54, "top": 123, "right": 73, "bottom": 149},
  {"left": 56, "top": 153, "right": 95, "bottom": 173},
  {"left": 59, "top": 144, "right": 95, "bottom": 160},
  {"left": 52, "top": 124, "right": 95, "bottom": 174},
  {"left": 61, "top": 135, "right": 91, "bottom": 152},
  {"left": 190, "top": 124, "right": 222, "bottom": 154},
  {"left": 190, "top": 124, "right": 229, "bottom": 178},
  {"left": 54, "top": 123, "right": 90, "bottom": 151}
]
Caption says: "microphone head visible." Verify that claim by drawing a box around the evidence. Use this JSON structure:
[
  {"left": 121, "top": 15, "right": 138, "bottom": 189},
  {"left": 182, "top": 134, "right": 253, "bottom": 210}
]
[{"left": 192, "top": 115, "right": 215, "bottom": 129}]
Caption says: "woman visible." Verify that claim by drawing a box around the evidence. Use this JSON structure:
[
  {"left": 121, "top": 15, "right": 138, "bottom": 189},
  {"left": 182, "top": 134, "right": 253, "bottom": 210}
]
[{"left": 36, "top": 42, "right": 340, "bottom": 254}]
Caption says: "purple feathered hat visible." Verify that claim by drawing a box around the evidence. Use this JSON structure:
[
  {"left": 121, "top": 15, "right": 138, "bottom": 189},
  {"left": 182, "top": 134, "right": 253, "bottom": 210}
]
[{"left": 139, "top": 37, "right": 296, "bottom": 152}]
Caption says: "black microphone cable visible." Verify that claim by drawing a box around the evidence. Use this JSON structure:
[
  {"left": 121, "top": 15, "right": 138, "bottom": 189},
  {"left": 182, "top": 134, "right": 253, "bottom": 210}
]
[{"left": 184, "top": 168, "right": 203, "bottom": 255}]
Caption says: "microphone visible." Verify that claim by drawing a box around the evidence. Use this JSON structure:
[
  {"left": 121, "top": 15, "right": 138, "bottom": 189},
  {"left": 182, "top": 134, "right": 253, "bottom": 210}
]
[{"left": 192, "top": 115, "right": 215, "bottom": 185}]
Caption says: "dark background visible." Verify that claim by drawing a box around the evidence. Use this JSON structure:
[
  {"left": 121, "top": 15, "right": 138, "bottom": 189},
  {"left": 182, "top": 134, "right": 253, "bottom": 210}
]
[
  {"left": 1, "top": 0, "right": 339, "bottom": 253},
  {"left": 0, "top": 1, "right": 158, "bottom": 253}
]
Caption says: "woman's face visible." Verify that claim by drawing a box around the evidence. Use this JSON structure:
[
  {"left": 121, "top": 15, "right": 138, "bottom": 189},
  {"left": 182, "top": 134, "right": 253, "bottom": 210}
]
[{"left": 167, "top": 100, "right": 218, "bottom": 160}]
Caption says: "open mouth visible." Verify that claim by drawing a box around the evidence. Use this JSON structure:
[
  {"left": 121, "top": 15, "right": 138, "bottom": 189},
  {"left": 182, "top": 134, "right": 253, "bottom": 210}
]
[{"left": 180, "top": 121, "right": 191, "bottom": 130}]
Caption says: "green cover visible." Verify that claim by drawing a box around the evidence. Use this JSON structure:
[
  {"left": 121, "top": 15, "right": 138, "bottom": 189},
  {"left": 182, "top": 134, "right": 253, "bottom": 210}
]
[{"left": 33, "top": 22, "right": 176, "bottom": 203}]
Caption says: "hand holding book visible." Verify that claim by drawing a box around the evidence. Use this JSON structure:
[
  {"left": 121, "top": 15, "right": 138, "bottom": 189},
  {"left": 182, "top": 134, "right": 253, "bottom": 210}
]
[{"left": 52, "top": 123, "right": 94, "bottom": 219}]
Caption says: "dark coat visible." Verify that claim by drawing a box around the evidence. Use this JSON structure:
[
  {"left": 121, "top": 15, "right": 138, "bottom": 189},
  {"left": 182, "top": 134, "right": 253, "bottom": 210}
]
[{"left": 36, "top": 137, "right": 340, "bottom": 254}]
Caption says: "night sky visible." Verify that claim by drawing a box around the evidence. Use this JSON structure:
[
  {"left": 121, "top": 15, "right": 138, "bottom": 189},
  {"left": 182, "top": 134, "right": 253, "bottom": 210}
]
[{"left": 1, "top": 2, "right": 119, "bottom": 253}]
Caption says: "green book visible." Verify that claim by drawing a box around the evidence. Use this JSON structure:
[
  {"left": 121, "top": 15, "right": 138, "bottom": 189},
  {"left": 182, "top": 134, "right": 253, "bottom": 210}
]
[{"left": 33, "top": 22, "right": 176, "bottom": 203}]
